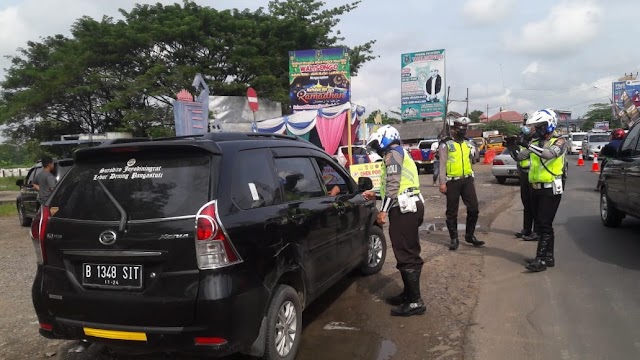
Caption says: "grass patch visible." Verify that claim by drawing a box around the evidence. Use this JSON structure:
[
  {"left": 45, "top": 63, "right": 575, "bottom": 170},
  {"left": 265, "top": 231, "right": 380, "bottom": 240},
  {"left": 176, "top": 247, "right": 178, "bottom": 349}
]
[
  {"left": 0, "top": 203, "right": 17, "bottom": 217},
  {"left": 0, "top": 176, "right": 21, "bottom": 191}
]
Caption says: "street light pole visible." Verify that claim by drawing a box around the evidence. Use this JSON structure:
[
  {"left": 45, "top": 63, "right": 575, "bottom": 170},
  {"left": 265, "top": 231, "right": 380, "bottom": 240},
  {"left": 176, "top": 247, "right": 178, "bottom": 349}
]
[{"left": 592, "top": 85, "right": 620, "bottom": 128}]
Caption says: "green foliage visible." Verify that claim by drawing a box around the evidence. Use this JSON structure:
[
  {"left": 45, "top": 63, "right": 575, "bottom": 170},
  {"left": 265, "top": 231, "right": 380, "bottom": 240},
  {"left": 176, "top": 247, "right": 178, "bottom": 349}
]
[
  {"left": 0, "top": 203, "right": 17, "bottom": 217},
  {"left": 582, "top": 103, "right": 613, "bottom": 131},
  {"left": 0, "top": 177, "right": 21, "bottom": 191},
  {"left": 480, "top": 120, "right": 520, "bottom": 136},
  {"left": 468, "top": 110, "right": 483, "bottom": 123},
  {"left": 365, "top": 110, "right": 401, "bottom": 124},
  {"left": 0, "top": 0, "right": 376, "bottom": 143}
]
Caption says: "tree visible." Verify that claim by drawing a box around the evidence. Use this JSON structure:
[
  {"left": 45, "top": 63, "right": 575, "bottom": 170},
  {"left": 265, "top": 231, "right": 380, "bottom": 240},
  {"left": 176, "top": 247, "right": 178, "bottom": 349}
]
[
  {"left": 365, "top": 110, "right": 401, "bottom": 124},
  {"left": 582, "top": 103, "right": 613, "bottom": 131},
  {"left": 480, "top": 120, "right": 520, "bottom": 136},
  {"left": 0, "top": 0, "right": 376, "bottom": 143},
  {"left": 468, "top": 110, "right": 484, "bottom": 123}
]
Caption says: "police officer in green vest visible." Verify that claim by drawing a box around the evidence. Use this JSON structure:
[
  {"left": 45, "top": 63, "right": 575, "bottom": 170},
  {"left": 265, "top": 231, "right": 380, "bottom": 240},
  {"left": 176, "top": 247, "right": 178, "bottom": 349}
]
[
  {"left": 438, "top": 116, "right": 485, "bottom": 250},
  {"left": 363, "top": 125, "right": 426, "bottom": 317},
  {"left": 509, "top": 109, "right": 567, "bottom": 272},
  {"left": 507, "top": 114, "right": 539, "bottom": 241}
]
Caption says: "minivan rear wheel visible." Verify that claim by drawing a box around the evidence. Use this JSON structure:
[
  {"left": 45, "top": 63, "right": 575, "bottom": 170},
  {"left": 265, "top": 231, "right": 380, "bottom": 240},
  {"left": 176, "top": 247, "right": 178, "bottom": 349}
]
[
  {"left": 360, "top": 226, "right": 386, "bottom": 275},
  {"left": 17, "top": 202, "right": 31, "bottom": 227},
  {"left": 263, "top": 285, "right": 302, "bottom": 360}
]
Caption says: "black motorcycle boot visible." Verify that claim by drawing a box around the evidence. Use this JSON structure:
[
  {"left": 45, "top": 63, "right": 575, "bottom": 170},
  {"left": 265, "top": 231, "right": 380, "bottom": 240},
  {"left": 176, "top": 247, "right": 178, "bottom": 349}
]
[
  {"left": 515, "top": 229, "right": 532, "bottom": 238},
  {"left": 446, "top": 220, "right": 459, "bottom": 251},
  {"left": 391, "top": 269, "right": 426, "bottom": 317},
  {"left": 523, "top": 235, "right": 555, "bottom": 267},
  {"left": 385, "top": 271, "right": 408, "bottom": 306},
  {"left": 525, "top": 235, "right": 549, "bottom": 272},
  {"left": 521, "top": 232, "right": 540, "bottom": 241},
  {"left": 464, "top": 217, "right": 485, "bottom": 247}
]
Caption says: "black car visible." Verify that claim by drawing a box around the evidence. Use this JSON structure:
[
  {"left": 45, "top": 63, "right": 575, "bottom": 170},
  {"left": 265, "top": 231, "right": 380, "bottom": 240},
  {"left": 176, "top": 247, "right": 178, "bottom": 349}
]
[
  {"left": 599, "top": 121, "right": 640, "bottom": 227},
  {"left": 15, "top": 158, "right": 74, "bottom": 226},
  {"left": 30, "top": 132, "right": 386, "bottom": 359}
]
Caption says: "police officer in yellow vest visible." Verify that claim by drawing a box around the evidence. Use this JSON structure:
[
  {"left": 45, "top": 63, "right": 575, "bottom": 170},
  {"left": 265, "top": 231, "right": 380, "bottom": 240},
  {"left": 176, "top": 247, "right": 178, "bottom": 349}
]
[
  {"left": 507, "top": 114, "right": 539, "bottom": 241},
  {"left": 363, "top": 125, "right": 426, "bottom": 317},
  {"left": 509, "top": 109, "right": 567, "bottom": 272},
  {"left": 438, "top": 117, "right": 485, "bottom": 250}
]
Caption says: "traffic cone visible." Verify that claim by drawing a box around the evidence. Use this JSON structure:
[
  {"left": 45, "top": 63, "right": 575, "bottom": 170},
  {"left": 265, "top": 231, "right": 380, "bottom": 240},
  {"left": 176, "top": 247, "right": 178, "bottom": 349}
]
[
  {"left": 591, "top": 153, "right": 600, "bottom": 172},
  {"left": 576, "top": 150, "right": 585, "bottom": 166}
]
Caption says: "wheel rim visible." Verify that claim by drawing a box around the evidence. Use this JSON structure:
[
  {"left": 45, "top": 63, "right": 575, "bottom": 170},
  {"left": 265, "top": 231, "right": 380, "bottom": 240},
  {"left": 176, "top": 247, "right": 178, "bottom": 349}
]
[
  {"left": 367, "top": 234, "right": 383, "bottom": 268},
  {"left": 274, "top": 301, "right": 297, "bottom": 357},
  {"left": 600, "top": 192, "right": 608, "bottom": 220},
  {"left": 18, "top": 205, "right": 24, "bottom": 221}
]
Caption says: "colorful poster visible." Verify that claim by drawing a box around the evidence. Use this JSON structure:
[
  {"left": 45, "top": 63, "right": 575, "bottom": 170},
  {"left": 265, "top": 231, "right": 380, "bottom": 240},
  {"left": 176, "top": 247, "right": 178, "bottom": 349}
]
[
  {"left": 349, "top": 162, "right": 382, "bottom": 192},
  {"left": 612, "top": 81, "right": 625, "bottom": 114},
  {"left": 401, "top": 49, "right": 446, "bottom": 121},
  {"left": 289, "top": 48, "right": 351, "bottom": 112}
]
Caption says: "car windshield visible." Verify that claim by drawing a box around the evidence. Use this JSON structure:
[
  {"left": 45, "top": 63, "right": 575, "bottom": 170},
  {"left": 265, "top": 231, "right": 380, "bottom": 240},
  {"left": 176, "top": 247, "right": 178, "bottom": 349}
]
[
  {"left": 473, "top": 139, "right": 484, "bottom": 145},
  {"left": 589, "top": 134, "right": 609, "bottom": 142},
  {"left": 488, "top": 137, "right": 503, "bottom": 144},
  {"left": 419, "top": 141, "right": 437, "bottom": 150},
  {"left": 571, "top": 134, "right": 585, "bottom": 141}
]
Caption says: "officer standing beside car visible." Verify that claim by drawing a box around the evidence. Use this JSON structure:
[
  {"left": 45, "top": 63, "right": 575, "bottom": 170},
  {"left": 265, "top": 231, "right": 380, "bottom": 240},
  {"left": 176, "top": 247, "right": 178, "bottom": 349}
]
[
  {"left": 508, "top": 109, "right": 567, "bottom": 272},
  {"left": 438, "top": 117, "right": 485, "bottom": 251},
  {"left": 362, "top": 125, "right": 426, "bottom": 317},
  {"left": 32, "top": 156, "right": 57, "bottom": 209}
]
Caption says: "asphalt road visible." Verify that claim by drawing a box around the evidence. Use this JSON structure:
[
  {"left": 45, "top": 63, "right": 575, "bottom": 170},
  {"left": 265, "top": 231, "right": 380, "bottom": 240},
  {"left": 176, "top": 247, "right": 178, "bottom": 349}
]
[{"left": 468, "top": 155, "right": 640, "bottom": 360}]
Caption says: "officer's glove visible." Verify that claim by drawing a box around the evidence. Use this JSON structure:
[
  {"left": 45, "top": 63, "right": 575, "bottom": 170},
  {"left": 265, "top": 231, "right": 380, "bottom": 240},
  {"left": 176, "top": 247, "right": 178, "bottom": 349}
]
[{"left": 517, "top": 135, "right": 530, "bottom": 148}]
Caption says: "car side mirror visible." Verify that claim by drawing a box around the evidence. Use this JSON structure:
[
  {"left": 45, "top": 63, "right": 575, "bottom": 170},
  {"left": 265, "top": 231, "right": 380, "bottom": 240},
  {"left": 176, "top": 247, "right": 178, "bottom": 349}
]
[
  {"left": 15, "top": 179, "right": 24, "bottom": 187},
  {"left": 599, "top": 145, "right": 617, "bottom": 158},
  {"left": 358, "top": 177, "right": 373, "bottom": 191}
]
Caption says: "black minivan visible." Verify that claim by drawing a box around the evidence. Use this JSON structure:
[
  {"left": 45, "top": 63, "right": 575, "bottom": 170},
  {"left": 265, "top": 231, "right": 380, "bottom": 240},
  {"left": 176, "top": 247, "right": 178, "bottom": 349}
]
[{"left": 31, "top": 132, "right": 386, "bottom": 359}]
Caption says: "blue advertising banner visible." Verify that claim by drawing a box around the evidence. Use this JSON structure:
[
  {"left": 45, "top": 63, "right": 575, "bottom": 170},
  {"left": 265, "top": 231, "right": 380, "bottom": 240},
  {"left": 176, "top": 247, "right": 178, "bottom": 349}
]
[
  {"left": 289, "top": 48, "right": 350, "bottom": 112},
  {"left": 612, "top": 81, "right": 625, "bottom": 113},
  {"left": 401, "top": 49, "right": 446, "bottom": 121}
]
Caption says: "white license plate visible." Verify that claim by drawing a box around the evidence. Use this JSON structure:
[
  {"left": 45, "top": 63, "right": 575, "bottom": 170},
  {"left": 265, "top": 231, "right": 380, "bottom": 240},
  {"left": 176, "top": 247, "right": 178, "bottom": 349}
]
[{"left": 82, "top": 263, "right": 143, "bottom": 289}]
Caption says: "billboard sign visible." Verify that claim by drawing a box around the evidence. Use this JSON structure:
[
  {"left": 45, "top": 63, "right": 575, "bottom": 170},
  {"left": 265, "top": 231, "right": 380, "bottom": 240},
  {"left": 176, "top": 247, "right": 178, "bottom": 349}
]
[
  {"left": 612, "top": 81, "right": 625, "bottom": 114},
  {"left": 289, "top": 48, "right": 350, "bottom": 112},
  {"left": 401, "top": 49, "right": 446, "bottom": 121}
]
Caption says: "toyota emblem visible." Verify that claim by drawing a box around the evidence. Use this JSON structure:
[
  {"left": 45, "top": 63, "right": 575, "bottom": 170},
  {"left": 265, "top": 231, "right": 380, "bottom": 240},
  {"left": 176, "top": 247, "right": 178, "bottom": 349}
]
[{"left": 99, "top": 230, "right": 118, "bottom": 246}]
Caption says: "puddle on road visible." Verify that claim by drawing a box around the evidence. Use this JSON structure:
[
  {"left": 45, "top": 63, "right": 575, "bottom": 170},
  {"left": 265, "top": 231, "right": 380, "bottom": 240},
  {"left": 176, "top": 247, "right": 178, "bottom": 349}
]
[{"left": 376, "top": 339, "right": 397, "bottom": 360}]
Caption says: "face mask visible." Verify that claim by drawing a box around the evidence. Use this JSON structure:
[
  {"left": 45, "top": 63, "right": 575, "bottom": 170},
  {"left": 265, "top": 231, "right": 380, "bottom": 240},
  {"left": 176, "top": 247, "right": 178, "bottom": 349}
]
[
  {"left": 535, "top": 126, "right": 547, "bottom": 139},
  {"left": 521, "top": 126, "right": 531, "bottom": 135},
  {"left": 455, "top": 129, "right": 467, "bottom": 138}
]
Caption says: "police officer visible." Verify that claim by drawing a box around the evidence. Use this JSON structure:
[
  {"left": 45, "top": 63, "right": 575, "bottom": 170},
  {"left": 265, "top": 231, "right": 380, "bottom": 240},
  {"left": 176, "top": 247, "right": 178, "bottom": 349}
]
[
  {"left": 438, "top": 117, "right": 485, "bottom": 250},
  {"left": 509, "top": 109, "right": 567, "bottom": 272},
  {"left": 363, "top": 125, "right": 426, "bottom": 316},
  {"left": 508, "top": 116, "right": 539, "bottom": 241}
]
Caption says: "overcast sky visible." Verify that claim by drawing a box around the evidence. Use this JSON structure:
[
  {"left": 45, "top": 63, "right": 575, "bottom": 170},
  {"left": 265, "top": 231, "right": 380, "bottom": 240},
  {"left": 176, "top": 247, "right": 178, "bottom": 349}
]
[{"left": 1, "top": 0, "right": 639, "bottom": 121}]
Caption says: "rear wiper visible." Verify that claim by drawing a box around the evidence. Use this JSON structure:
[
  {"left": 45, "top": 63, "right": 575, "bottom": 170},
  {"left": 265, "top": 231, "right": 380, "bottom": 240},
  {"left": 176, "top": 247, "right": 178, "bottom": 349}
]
[{"left": 97, "top": 180, "right": 128, "bottom": 232}]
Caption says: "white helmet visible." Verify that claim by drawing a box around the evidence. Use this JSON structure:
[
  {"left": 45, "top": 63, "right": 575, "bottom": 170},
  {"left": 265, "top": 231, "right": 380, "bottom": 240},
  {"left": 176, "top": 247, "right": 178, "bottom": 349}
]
[
  {"left": 447, "top": 116, "right": 471, "bottom": 128},
  {"left": 526, "top": 109, "right": 557, "bottom": 133},
  {"left": 366, "top": 125, "right": 400, "bottom": 151}
]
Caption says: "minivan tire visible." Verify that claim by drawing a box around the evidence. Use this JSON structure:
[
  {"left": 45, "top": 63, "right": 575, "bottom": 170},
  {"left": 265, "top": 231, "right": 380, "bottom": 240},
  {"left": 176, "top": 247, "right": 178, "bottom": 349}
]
[
  {"left": 263, "top": 285, "right": 302, "bottom": 360},
  {"left": 360, "top": 226, "right": 387, "bottom": 275},
  {"left": 496, "top": 176, "right": 507, "bottom": 184},
  {"left": 17, "top": 202, "right": 31, "bottom": 227},
  {"left": 600, "top": 188, "right": 624, "bottom": 227}
]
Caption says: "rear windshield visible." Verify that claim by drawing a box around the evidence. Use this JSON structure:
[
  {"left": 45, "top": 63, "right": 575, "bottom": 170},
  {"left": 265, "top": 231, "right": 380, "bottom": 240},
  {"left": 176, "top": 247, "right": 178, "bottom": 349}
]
[
  {"left": 571, "top": 134, "right": 585, "bottom": 142},
  {"left": 419, "top": 141, "right": 437, "bottom": 150},
  {"left": 589, "top": 134, "right": 609, "bottom": 142},
  {"left": 49, "top": 154, "right": 212, "bottom": 221},
  {"left": 488, "top": 137, "right": 503, "bottom": 144}
]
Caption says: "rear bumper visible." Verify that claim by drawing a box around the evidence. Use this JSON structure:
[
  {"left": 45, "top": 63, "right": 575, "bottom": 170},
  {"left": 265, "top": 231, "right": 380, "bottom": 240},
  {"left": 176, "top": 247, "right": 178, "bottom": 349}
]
[{"left": 32, "top": 267, "right": 270, "bottom": 356}]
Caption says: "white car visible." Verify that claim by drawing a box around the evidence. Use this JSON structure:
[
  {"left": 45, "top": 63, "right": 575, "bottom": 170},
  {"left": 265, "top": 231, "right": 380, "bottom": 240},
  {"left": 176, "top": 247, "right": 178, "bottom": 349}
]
[
  {"left": 334, "top": 145, "right": 382, "bottom": 168},
  {"left": 568, "top": 132, "right": 587, "bottom": 155},
  {"left": 581, "top": 131, "right": 611, "bottom": 159},
  {"left": 491, "top": 149, "right": 519, "bottom": 184}
]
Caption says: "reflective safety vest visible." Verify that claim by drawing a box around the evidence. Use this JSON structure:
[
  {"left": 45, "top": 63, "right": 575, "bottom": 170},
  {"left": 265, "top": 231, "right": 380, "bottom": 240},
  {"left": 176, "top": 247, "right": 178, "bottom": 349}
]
[
  {"left": 445, "top": 140, "right": 474, "bottom": 178},
  {"left": 529, "top": 137, "right": 564, "bottom": 183},
  {"left": 519, "top": 146, "right": 531, "bottom": 170},
  {"left": 380, "top": 147, "right": 421, "bottom": 199}
]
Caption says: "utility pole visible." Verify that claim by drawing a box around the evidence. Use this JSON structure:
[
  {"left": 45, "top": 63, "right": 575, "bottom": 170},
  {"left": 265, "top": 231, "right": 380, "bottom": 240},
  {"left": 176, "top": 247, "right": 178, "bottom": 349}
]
[
  {"left": 443, "top": 86, "right": 451, "bottom": 136},
  {"left": 486, "top": 104, "right": 489, "bottom": 122},
  {"left": 465, "top": 88, "right": 469, "bottom": 117}
]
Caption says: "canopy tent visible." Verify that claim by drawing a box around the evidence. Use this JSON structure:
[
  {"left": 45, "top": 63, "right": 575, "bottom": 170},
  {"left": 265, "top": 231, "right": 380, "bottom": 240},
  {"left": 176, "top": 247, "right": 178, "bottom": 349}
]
[{"left": 253, "top": 102, "right": 366, "bottom": 155}]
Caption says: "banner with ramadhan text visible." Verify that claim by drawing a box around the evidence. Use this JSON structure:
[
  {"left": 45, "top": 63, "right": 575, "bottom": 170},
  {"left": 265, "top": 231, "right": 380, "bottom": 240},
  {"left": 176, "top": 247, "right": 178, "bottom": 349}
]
[
  {"left": 289, "top": 48, "right": 351, "bottom": 112},
  {"left": 401, "top": 49, "right": 446, "bottom": 121}
]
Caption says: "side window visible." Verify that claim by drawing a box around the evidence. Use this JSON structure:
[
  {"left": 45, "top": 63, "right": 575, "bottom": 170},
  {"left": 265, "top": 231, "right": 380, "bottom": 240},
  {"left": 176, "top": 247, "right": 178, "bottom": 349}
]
[
  {"left": 27, "top": 167, "right": 39, "bottom": 184},
  {"left": 620, "top": 125, "right": 640, "bottom": 157},
  {"left": 231, "top": 149, "right": 282, "bottom": 209},
  {"left": 274, "top": 157, "right": 324, "bottom": 202},
  {"left": 314, "top": 158, "right": 352, "bottom": 195}
]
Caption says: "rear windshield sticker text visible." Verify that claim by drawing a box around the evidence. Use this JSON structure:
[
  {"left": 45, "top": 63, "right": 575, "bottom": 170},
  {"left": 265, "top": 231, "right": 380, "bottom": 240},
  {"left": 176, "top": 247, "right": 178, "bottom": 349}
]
[{"left": 93, "top": 166, "right": 163, "bottom": 180}]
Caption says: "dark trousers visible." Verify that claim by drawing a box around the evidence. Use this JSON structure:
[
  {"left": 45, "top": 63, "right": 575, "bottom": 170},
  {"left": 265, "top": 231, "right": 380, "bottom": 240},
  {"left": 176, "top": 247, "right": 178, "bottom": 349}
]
[
  {"left": 388, "top": 201, "right": 425, "bottom": 271},
  {"left": 530, "top": 188, "right": 561, "bottom": 237},
  {"left": 519, "top": 171, "right": 534, "bottom": 233},
  {"left": 445, "top": 176, "right": 479, "bottom": 222}
]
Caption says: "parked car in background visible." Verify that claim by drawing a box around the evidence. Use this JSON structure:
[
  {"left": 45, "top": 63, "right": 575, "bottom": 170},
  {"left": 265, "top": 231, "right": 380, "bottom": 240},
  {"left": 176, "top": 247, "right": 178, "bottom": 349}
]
[
  {"left": 568, "top": 132, "right": 587, "bottom": 154},
  {"left": 598, "top": 121, "right": 640, "bottom": 227},
  {"left": 30, "top": 133, "right": 386, "bottom": 359},
  {"left": 335, "top": 145, "right": 382, "bottom": 169},
  {"left": 582, "top": 131, "right": 611, "bottom": 159},
  {"left": 15, "top": 158, "right": 74, "bottom": 226},
  {"left": 491, "top": 149, "right": 519, "bottom": 184},
  {"left": 472, "top": 137, "right": 487, "bottom": 157}
]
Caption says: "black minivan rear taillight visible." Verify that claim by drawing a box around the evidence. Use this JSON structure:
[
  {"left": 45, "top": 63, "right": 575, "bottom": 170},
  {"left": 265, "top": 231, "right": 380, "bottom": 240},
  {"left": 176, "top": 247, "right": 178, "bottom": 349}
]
[
  {"left": 195, "top": 201, "right": 241, "bottom": 270},
  {"left": 30, "top": 206, "right": 50, "bottom": 265}
]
